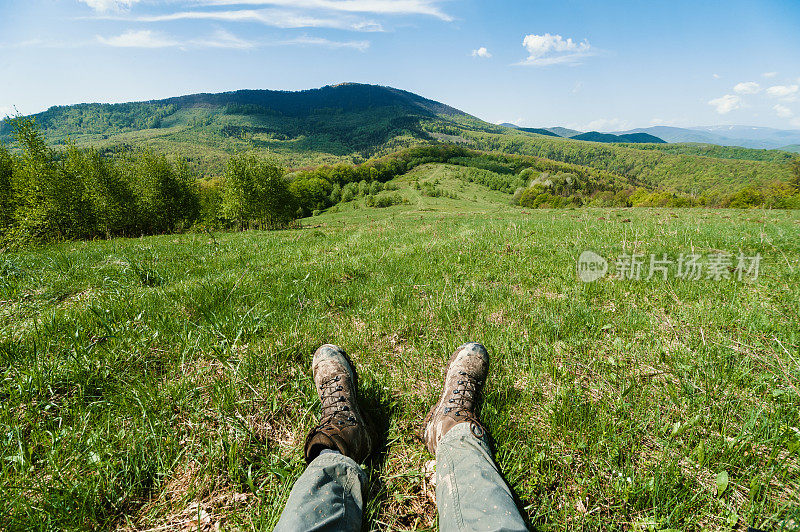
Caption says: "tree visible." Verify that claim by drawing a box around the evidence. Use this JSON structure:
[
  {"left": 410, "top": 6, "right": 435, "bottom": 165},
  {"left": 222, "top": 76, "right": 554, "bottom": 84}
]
[
  {"left": 222, "top": 154, "right": 295, "bottom": 229},
  {"left": 11, "top": 118, "right": 95, "bottom": 241},
  {"left": 329, "top": 183, "right": 342, "bottom": 203},
  {"left": 72, "top": 148, "right": 137, "bottom": 236},
  {"left": 341, "top": 183, "right": 356, "bottom": 202},
  {"left": 791, "top": 158, "right": 800, "bottom": 192},
  {"left": 127, "top": 152, "right": 199, "bottom": 234},
  {"left": 0, "top": 143, "right": 13, "bottom": 235}
]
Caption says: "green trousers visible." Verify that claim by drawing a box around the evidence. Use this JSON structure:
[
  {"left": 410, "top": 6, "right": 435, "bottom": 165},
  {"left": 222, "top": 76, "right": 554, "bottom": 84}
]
[{"left": 275, "top": 422, "right": 527, "bottom": 531}]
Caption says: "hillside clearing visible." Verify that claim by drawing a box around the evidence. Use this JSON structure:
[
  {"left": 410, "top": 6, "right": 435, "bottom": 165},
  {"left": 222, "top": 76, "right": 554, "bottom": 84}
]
[{"left": 2, "top": 196, "right": 799, "bottom": 530}]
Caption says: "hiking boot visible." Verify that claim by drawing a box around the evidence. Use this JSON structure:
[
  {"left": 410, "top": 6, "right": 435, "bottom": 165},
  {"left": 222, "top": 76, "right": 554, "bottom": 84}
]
[
  {"left": 303, "top": 344, "right": 375, "bottom": 463},
  {"left": 421, "top": 342, "right": 489, "bottom": 454}
]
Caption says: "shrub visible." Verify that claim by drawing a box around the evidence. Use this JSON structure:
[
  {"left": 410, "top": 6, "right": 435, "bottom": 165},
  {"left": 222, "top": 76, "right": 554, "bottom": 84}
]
[
  {"left": 725, "top": 187, "right": 764, "bottom": 208},
  {"left": 329, "top": 183, "right": 342, "bottom": 203},
  {"left": 341, "top": 183, "right": 356, "bottom": 202},
  {"left": 518, "top": 186, "right": 573, "bottom": 208},
  {"left": 374, "top": 192, "right": 404, "bottom": 207}
]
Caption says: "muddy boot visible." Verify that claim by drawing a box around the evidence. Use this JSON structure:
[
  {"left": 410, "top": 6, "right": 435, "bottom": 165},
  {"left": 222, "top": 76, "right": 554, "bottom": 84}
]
[
  {"left": 304, "top": 344, "right": 375, "bottom": 463},
  {"left": 421, "top": 342, "right": 490, "bottom": 454}
]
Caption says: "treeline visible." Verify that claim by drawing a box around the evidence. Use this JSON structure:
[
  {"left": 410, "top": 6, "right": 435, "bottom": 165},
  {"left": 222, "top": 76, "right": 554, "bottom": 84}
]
[
  {"left": 623, "top": 142, "right": 797, "bottom": 164},
  {"left": 0, "top": 120, "right": 200, "bottom": 243},
  {"left": 509, "top": 164, "right": 800, "bottom": 209},
  {"left": 2, "top": 120, "right": 799, "bottom": 245},
  {"left": 0, "top": 103, "right": 179, "bottom": 140},
  {"left": 457, "top": 128, "right": 794, "bottom": 200},
  {"left": 0, "top": 123, "right": 497, "bottom": 244}
]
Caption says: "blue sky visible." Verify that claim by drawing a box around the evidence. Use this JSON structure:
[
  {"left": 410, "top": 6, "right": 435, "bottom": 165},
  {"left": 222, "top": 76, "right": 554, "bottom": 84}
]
[{"left": 1, "top": 0, "right": 799, "bottom": 131}]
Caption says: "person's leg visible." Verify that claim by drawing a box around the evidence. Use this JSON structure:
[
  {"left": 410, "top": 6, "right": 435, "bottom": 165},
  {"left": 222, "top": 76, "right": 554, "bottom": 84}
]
[
  {"left": 274, "top": 344, "right": 376, "bottom": 532},
  {"left": 422, "top": 342, "right": 527, "bottom": 532},
  {"left": 435, "top": 423, "right": 526, "bottom": 531},
  {"left": 274, "top": 449, "right": 367, "bottom": 531}
]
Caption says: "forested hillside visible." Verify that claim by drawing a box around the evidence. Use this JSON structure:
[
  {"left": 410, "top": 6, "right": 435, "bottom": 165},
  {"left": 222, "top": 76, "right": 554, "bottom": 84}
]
[
  {"left": 455, "top": 128, "right": 794, "bottom": 201},
  {"left": 1, "top": 83, "right": 797, "bottom": 202},
  {"left": 569, "top": 131, "right": 666, "bottom": 144}
]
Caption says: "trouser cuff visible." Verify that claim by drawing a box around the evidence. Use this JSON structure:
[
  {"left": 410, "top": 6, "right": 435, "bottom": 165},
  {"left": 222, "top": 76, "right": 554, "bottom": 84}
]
[{"left": 437, "top": 420, "right": 492, "bottom": 455}]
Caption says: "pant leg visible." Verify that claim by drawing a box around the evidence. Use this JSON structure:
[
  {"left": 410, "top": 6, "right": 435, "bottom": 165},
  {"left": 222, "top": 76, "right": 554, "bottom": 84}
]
[
  {"left": 435, "top": 422, "right": 527, "bottom": 532},
  {"left": 274, "top": 451, "right": 367, "bottom": 532}
]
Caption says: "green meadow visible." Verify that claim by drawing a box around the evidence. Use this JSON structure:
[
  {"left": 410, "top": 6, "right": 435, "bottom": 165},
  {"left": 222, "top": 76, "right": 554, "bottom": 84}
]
[{"left": 2, "top": 168, "right": 799, "bottom": 530}]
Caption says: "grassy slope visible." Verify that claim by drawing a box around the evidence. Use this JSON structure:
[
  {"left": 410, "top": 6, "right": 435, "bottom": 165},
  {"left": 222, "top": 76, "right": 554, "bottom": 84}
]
[{"left": 2, "top": 166, "right": 799, "bottom": 530}]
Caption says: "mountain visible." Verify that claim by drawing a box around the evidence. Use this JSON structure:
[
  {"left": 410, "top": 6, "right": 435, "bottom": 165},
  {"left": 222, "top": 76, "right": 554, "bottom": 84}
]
[
  {"left": 781, "top": 145, "right": 800, "bottom": 153},
  {"left": 612, "top": 126, "right": 800, "bottom": 149},
  {"left": 570, "top": 131, "right": 666, "bottom": 144},
  {"left": 1, "top": 83, "right": 792, "bottom": 197},
  {"left": 545, "top": 127, "right": 582, "bottom": 138},
  {"left": 499, "top": 123, "right": 562, "bottom": 137},
  {"left": 0, "top": 83, "right": 488, "bottom": 172}
]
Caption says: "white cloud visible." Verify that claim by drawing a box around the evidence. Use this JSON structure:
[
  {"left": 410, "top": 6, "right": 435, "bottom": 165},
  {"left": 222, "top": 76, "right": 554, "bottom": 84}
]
[
  {"left": 0, "top": 38, "right": 91, "bottom": 50},
  {"left": 712, "top": 73, "right": 721, "bottom": 79},
  {"left": 125, "top": 9, "right": 383, "bottom": 31},
  {"left": 572, "top": 81, "right": 583, "bottom": 94},
  {"left": 773, "top": 104, "right": 794, "bottom": 118},
  {"left": 197, "top": 0, "right": 452, "bottom": 20},
  {"left": 195, "top": 29, "right": 255, "bottom": 49},
  {"left": 733, "top": 81, "right": 760, "bottom": 95},
  {"left": 471, "top": 47, "right": 491, "bottom": 58},
  {"left": 649, "top": 117, "right": 685, "bottom": 126},
  {"left": 791, "top": 117, "right": 800, "bottom": 128},
  {"left": 279, "top": 36, "right": 370, "bottom": 51},
  {"left": 95, "top": 29, "right": 367, "bottom": 50},
  {"left": 762, "top": 71, "right": 778, "bottom": 78},
  {"left": 582, "top": 118, "right": 631, "bottom": 131},
  {"left": 708, "top": 94, "right": 742, "bottom": 114},
  {"left": 79, "top": 0, "right": 140, "bottom": 12},
  {"left": 0, "top": 105, "right": 16, "bottom": 119},
  {"left": 97, "top": 30, "right": 178, "bottom": 48},
  {"left": 517, "top": 33, "right": 594, "bottom": 66},
  {"left": 766, "top": 85, "right": 799, "bottom": 99}
]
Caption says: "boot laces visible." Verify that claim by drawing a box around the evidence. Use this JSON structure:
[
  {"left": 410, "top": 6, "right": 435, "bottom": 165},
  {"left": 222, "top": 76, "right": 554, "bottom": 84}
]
[
  {"left": 318, "top": 375, "right": 357, "bottom": 428},
  {"left": 443, "top": 371, "right": 483, "bottom": 421}
]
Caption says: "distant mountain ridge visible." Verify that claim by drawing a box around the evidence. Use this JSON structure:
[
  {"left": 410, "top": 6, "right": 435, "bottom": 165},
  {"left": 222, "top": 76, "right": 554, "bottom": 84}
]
[
  {"left": 611, "top": 125, "right": 800, "bottom": 150},
  {"left": 499, "top": 123, "right": 561, "bottom": 137},
  {"left": 570, "top": 131, "right": 666, "bottom": 144},
  {"left": 500, "top": 124, "right": 663, "bottom": 143},
  {"left": 546, "top": 127, "right": 582, "bottom": 138}
]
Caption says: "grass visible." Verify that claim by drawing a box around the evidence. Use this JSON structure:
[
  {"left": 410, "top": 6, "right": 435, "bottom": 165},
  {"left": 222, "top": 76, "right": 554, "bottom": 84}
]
[{"left": 1, "top": 168, "right": 799, "bottom": 530}]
